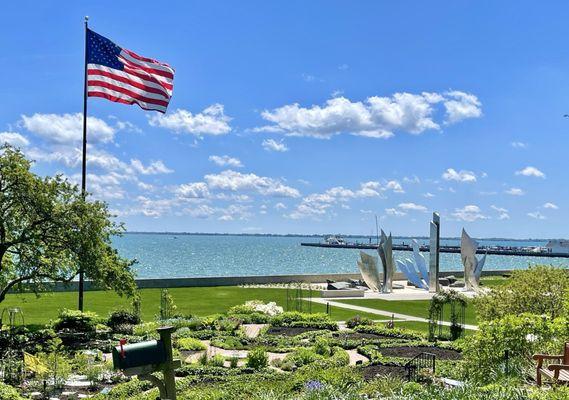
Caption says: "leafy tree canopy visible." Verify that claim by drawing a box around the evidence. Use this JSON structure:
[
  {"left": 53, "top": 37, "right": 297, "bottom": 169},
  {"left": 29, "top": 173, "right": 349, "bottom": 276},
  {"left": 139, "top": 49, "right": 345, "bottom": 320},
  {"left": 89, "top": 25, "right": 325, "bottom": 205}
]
[{"left": 0, "top": 145, "right": 136, "bottom": 303}]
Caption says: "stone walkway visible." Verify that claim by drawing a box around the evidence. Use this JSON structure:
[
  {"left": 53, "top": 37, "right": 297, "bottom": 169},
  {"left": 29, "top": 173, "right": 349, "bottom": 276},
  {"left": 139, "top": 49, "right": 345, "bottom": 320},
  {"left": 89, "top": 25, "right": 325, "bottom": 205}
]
[{"left": 308, "top": 298, "right": 479, "bottom": 331}]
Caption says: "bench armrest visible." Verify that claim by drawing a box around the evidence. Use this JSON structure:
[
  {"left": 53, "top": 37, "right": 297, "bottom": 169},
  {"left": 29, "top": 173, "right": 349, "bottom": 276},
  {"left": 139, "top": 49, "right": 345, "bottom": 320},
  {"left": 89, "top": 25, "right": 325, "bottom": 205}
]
[
  {"left": 548, "top": 364, "right": 569, "bottom": 372},
  {"left": 533, "top": 354, "right": 563, "bottom": 361}
]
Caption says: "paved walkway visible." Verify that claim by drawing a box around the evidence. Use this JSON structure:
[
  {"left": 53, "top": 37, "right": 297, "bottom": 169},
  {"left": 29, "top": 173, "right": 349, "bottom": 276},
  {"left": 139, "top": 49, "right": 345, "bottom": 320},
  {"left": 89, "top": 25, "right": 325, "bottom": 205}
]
[{"left": 308, "top": 298, "right": 479, "bottom": 331}]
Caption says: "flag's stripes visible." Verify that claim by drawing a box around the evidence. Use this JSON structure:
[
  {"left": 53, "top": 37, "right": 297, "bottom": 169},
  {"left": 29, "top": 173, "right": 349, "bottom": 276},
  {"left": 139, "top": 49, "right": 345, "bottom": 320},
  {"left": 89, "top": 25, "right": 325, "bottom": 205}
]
[
  {"left": 86, "top": 29, "right": 174, "bottom": 113},
  {"left": 120, "top": 49, "right": 174, "bottom": 76},
  {"left": 88, "top": 88, "right": 167, "bottom": 113},
  {"left": 87, "top": 66, "right": 169, "bottom": 99}
]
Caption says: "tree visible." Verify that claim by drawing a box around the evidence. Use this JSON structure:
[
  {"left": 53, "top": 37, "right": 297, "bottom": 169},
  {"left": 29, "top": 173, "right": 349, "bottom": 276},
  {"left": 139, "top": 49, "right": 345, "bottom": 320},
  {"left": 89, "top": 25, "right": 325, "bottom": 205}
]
[{"left": 0, "top": 144, "right": 136, "bottom": 303}]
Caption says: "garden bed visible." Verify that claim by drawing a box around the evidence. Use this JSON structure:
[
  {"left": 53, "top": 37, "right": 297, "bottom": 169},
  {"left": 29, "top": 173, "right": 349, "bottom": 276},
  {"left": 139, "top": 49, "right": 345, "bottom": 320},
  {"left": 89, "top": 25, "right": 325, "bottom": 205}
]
[
  {"left": 378, "top": 346, "right": 462, "bottom": 360},
  {"left": 360, "top": 363, "right": 409, "bottom": 380},
  {"left": 333, "top": 332, "right": 395, "bottom": 341},
  {"left": 266, "top": 326, "right": 320, "bottom": 336}
]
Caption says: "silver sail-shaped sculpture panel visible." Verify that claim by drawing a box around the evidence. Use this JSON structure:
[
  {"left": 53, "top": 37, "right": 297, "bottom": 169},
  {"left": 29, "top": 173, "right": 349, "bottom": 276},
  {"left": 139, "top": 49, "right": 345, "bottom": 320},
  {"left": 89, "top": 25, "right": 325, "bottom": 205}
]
[
  {"left": 461, "top": 228, "right": 487, "bottom": 291},
  {"left": 357, "top": 252, "right": 381, "bottom": 292},
  {"left": 395, "top": 239, "right": 429, "bottom": 290},
  {"left": 378, "top": 230, "right": 396, "bottom": 293}
]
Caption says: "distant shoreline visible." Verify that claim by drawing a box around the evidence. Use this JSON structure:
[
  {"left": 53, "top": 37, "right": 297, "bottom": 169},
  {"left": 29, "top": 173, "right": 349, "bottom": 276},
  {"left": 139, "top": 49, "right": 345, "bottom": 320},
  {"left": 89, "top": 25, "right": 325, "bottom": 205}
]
[{"left": 122, "top": 231, "right": 554, "bottom": 242}]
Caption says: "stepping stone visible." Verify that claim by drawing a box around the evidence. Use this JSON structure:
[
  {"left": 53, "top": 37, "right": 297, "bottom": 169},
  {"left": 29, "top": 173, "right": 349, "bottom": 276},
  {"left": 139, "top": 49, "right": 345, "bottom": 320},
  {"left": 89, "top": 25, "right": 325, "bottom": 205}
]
[
  {"left": 446, "top": 275, "right": 457, "bottom": 284},
  {"left": 29, "top": 393, "right": 42, "bottom": 399},
  {"left": 450, "top": 281, "right": 465, "bottom": 288},
  {"left": 61, "top": 392, "right": 78, "bottom": 400},
  {"left": 438, "top": 278, "right": 450, "bottom": 286}
]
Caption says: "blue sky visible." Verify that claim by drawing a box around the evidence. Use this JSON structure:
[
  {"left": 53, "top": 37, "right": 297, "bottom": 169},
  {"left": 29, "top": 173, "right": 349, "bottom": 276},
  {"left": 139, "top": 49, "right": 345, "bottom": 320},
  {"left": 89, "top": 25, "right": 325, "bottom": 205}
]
[{"left": 1, "top": 1, "right": 569, "bottom": 238}]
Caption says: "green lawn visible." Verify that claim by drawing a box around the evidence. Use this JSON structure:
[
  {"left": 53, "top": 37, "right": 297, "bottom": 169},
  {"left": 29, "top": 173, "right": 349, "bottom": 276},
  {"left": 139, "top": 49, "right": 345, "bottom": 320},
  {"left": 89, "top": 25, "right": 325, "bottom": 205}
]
[
  {"left": 336, "top": 298, "right": 478, "bottom": 326},
  {"left": 1, "top": 286, "right": 382, "bottom": 326}
]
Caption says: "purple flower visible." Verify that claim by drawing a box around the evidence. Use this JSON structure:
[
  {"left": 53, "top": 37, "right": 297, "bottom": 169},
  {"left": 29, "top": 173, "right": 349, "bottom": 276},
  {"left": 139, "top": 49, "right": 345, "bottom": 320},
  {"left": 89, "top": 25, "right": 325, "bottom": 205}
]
[{"left": 305, "top": 380, "right": 324, "bottom": 391}]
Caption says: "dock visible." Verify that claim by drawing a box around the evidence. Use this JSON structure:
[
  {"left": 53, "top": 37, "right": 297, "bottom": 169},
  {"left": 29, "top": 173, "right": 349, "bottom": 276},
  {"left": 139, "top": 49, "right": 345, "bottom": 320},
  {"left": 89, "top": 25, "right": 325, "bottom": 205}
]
[{"left": 300, "top": 242, "right": 569, "bottom": 258}]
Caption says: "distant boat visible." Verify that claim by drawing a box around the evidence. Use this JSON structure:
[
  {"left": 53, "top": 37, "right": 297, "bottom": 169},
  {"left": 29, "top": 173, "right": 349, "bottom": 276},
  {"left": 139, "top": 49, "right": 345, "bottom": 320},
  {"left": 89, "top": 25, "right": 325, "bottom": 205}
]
[
  {"left": 545, "top": 239, "right": 569, "bottom": 254},
  {"left": 324, "top": 235, "right": 346, "bottom": 245}
]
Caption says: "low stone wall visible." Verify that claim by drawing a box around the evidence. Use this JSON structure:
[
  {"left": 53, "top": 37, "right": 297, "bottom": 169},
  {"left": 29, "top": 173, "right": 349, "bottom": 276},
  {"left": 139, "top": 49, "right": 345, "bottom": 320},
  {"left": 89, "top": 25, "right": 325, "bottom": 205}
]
[{"left": 26, "top": 270, "right": 512, "bottom": 293}]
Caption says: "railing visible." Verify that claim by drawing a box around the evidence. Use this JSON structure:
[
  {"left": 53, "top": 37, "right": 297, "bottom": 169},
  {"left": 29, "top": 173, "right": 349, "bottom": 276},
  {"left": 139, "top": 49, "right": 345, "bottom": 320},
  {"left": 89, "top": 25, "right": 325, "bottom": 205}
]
[{"left": 404, "top": 352, "right": 436, "bottom": 381}]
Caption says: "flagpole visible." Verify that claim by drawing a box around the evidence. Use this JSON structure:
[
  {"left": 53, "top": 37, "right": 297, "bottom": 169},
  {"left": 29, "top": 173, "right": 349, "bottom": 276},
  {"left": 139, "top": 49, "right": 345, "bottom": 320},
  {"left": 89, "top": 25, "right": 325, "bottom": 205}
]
[{"left": 79, "top": 16, "right": 89, "bottom": 312}]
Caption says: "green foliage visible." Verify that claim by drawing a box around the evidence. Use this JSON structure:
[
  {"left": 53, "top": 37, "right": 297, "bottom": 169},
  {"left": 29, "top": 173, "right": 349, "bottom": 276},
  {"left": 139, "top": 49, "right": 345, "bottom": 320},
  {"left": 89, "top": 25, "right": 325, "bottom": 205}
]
[
  {"left": 346, "top": 314, "right": 374, "bottom": 329},
  {"left": 0, "top": 145, "right": 136, "bottom": 304},
  {"left": 107, "top": 309, "right": 141, "bottom": 332},
  {"left": 210, "top": 354, "right": 226, "bottom": 367},
  {"left": 176, "top": 337, "right": 207, "bottom": 351},
  {"left": 159, "top": 289, "right": 178, "bottom": 320},
  {"left": 37, "top": 351, "right": 72, "bottom": 388},
  {"left": 90, "top": 378, "right": 153, "bottom": 400},
  {"left": 270, "top": 312, "right": 338, "bottom": 330},
  {"left": 462, "top": 314, "right": 569, "bottom": 384},
  {"left": 0, "top": 382, "right": 25, "bottom": 400},
  {"left": 52, "top": 309, "right": 101, "bottom": 333},
  {"left": 247, "top": 347, "right": 269, "bottom": 370},
  {"left": 132, "top": 321, "right": 159, "bottom": 338},
  {"left": 229, "top": 356, "right": 239, "bottom": 368},
  {"left": 475, "top": 265, "right": 569, "bottom": 321},
  {"left": 313, "top": 337, "right": 331, "bottom": 356},
  {"left": 354, "top": 323, "right": 426, "bottom": 340}
]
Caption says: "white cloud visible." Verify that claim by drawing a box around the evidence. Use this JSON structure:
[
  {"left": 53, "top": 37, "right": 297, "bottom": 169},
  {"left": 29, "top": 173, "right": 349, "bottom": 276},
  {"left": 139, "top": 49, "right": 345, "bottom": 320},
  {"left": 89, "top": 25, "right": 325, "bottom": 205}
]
[
  {"left": 491, "top": 205, "right": 510, "bottom": 220},
  {"left": 443, "top": 91, "right": 483, "bottom": 123},
  {"left": 515, "top": 166, "right": 546, "bottom": 179},
  {"left": 452, "top": 205, "right": 488, "bottom": 222},
  {"left": 130, "top": 159, "right": 173, "bottom": 175},
  {"left": 0, "top": 132, "right": 29, "bottom": 147},
  {"left": 505, "top": 187, "right": 525, "bottom": 196},
  {"left": 528, "top": 211, "right": 546, "bottom": 220},
  {"left": 175, "top": 182, "right": 211, "bottom": 199},
  {"left": 385, "top": 208, "right": 406, "bottom": 217},
  {"left": 255, "top": 91, "right": 482, "bottom": 139},
  {"left": 21, "top": 113, "right": 115, "bottom": 143},
  {"left": 385, "top": 180, "right": 405, "bottom": 193},
  {"left": 442, "top": 168, "right": 477, "bottom": 183},
  {"left": 204, "top": 170, "right": 300, "bottom": 198},
  {"left": 398, "top": 202, "right": 427, "bottom": 212},
  {"left": 209, "top": 155, "right": 243, "bottom": 168},
  {"left": 543, "top": 202, "right": 559, "bottom": 209},
  {"left": 403, "top": 175, "right": 420, "bottom": 184},
  {"left": 149, "top": 104, "right": 231, "bottom": 136},
  {"left": 423, "top": 192, "right": 435, "bottom": 198},
  {"left": 274, "top": 202, "right": 287, "bottom": 210},
  {"left": 511, "top": 141, "right": 528, "bottom": 149},
  {"left": 262, "top": 139, "right": 289, "bottom": 152}
]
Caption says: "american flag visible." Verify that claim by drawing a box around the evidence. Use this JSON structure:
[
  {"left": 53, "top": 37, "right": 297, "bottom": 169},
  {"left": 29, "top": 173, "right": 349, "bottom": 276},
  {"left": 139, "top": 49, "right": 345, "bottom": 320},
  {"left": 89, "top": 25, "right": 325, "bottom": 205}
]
[{"left": 86, "top": 29, "right": 174, "bottom": 113}]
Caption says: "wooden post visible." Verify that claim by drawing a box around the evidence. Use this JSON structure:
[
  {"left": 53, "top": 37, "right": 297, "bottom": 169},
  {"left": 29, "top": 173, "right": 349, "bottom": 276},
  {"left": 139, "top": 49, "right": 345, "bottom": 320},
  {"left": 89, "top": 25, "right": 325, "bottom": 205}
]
[
  {"left": 429, "top": 212, "right": 440, "bottom": 293},
  {"left": 158, "top": 326, "right": 177, "bottom": 400}
]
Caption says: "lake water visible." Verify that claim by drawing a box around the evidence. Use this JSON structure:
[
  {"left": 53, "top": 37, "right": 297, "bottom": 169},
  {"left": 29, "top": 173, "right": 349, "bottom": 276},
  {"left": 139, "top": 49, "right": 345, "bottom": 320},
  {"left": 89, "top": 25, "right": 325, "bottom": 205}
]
[{"left": 112, "top": 234, "right": 568, "bottom": 279}]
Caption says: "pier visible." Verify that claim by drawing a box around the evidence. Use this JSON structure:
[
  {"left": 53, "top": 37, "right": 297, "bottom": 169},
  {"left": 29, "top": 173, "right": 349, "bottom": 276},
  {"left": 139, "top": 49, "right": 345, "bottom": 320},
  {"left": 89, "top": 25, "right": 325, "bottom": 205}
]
[{"left": 300, "top": 242, "right": 569, "bottom": 258}]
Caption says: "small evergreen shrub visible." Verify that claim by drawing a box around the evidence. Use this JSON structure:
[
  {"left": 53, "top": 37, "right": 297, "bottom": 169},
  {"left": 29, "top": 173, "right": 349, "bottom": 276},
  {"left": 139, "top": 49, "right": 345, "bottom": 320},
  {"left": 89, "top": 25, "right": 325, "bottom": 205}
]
[
  {"left": 246, "top": 347, "right": 268, "bottom": 370},
  {"left": 346, "top": 315, "right": 374, "bottom": 329},
  {"left": 176, "top": 337, "right": 207, "bottom": 351},
  {"left": 52, "top": 309, "right": 100, "bottom": 333},
  {"left": 107, "top": 309, "right": 141, "bottom": 331}
]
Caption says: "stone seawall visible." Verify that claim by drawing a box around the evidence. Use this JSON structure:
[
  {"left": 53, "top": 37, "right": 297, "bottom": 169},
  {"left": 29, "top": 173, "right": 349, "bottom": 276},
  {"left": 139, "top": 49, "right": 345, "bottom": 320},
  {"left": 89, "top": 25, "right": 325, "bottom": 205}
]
[{"left": 21, "top": 270, "right": 511, "bottom": 292}]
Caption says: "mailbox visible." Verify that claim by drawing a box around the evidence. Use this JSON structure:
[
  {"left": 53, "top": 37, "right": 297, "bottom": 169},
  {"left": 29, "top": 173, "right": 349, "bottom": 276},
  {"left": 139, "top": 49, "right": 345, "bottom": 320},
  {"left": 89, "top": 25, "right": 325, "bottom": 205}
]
[
  {"left": 112, "top": 340, "right": 167, "bottom": 370},
  {"left": 111, "top": 326, "right": 180, "bottom": 400}
]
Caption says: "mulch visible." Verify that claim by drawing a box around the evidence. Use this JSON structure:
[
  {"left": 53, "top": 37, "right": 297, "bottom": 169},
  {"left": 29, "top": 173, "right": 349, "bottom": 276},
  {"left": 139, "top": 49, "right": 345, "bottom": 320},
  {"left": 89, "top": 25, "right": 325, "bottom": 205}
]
[
  {"left": 266, "top": 326, "right": 320, "bottom": 336},
  {"left": 378, "top": 345, "right": 462, "bottom": 360},
  {"left": 360, "top": 363, "right": 409, "bottom": 380}
]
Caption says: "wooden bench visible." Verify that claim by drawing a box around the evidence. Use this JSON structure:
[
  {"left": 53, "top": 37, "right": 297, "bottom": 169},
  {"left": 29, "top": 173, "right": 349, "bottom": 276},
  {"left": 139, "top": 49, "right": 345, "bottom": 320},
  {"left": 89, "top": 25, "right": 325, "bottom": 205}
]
[{"left": 533, "top": 343, "right": 569, "bottom": 386}]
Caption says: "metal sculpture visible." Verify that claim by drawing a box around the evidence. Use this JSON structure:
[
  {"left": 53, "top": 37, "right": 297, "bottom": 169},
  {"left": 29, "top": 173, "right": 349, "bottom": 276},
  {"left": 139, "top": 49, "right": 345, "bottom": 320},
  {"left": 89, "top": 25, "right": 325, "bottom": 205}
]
[
  {"left": 429, "top": 212, "right": 440, "bottom": 293},
  {"left": 461, "top": 228, "right": 487, "bottom": 291},
  {"left": 378, "top": 230, "right": 396, "bottom": 293},
  {"left": 357, "top": 252, "right": 381, "bottom": 292},
  {"left": 396, "top": 239, "right": 429, "bottom": 290}
]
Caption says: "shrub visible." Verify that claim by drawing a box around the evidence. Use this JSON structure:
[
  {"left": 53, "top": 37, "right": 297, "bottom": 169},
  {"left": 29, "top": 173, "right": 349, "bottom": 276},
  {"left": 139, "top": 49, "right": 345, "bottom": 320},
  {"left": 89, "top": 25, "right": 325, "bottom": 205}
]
[
  {"left": 284, "top": 348, "right": 323, "bottom": 370},
  {"left": 38, "top": 352, "right": 72, "bottom": 388},
  {"left": 210, "top": 354, "right": 226, "bottom": 367},
  {"left": 229, "top": 356, "right": 239, "bottom": 368},
  {"left": 176, "top": 337, "right": 207, "bottom": 351},
  {"left": 246, "top": 347, "right": 268, "bottom": 370},
  {"left": 270, "top": 312, "right": 337, "bottom": 330},
  {"left": 474, "top": 265, "right": 569, "bottom": 322},
  {"left": 52, "top": 309, "right": 100, "bottom": 333},
  {"left": 354, "top": 324, "right": 425, "bottom": 340},
  {"left": 313, "top": 337, "right": 331, "bottom": 356},
  {"left": 198, "top": 352, "right": 208, "bottom": 366},
  {"left": 159, "top": 289, "right": 178, "bottom": 320},
  {"left": 346, "top": 315, "right": 375, "bottom": 329},
  {"left": 462, "top": 314, "right": 569, "bottom": 384},
  {"left": 0, "top": 382, "right": 25, "bottom": 400},
  {"left": 133, "top": 321, "right": 159, "bottom": 338},
  {"left": 107, "top": 309, "right": 141, "bottom": 332}
]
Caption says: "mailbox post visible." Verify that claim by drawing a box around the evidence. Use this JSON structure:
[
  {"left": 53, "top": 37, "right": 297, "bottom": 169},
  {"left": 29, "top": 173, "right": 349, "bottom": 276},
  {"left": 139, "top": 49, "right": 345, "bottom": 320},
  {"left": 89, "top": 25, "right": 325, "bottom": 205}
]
[{"left": 112, "top": 325, "right": 180, "bottom": 400}]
